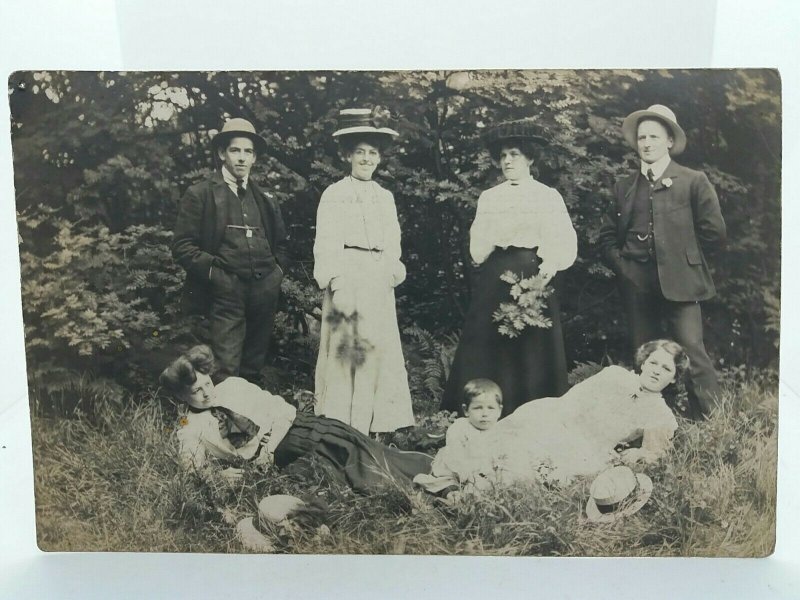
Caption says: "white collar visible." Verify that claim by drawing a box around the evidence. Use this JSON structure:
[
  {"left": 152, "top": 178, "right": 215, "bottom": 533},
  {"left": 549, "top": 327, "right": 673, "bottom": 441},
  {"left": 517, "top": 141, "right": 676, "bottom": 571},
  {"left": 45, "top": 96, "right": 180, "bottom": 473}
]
[
  {"left": 640, "top": 155, "right": 671, "bottom": 180},
  {"left": 632, "top": 385, "right": 663, "bottom": 401},
  {"left": 221, "top": 166, "right": 247, "bottom": 193}
]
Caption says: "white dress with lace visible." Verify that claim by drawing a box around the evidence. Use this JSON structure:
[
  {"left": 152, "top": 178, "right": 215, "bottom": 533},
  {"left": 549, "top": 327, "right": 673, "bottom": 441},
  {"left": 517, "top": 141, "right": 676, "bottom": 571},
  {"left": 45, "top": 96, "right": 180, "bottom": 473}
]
[
  {"left": 490, "top": 366, "right": 678, "bottom": 484},
  {"left": 312, "top": 177, "right": 414, "bottom": 434}
]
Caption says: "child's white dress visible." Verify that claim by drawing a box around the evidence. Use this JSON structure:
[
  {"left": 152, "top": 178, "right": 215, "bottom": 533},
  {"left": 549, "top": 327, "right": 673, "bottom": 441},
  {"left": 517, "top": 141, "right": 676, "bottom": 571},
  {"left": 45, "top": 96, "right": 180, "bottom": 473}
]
[{"left": 413, "top": 418, "right": 500, "bottom": 494}]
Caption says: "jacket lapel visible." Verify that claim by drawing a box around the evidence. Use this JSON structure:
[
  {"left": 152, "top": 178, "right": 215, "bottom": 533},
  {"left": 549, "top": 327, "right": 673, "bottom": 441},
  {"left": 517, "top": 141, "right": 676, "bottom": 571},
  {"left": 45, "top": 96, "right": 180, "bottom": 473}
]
[
  {"left": 249, "top": 180, "right": 273, "bottom": 241},
  {"left": 619, "top": 171, "right": 640, "bottom": 233},
  {"left": 652, "top": 161, "right": 682, "bottom": 211},
  {"left": 211, "top": 171, "right": 230, "bottom": 245},
  {"left": 654, "top": 160, "right": 681, "bottom": 190}
]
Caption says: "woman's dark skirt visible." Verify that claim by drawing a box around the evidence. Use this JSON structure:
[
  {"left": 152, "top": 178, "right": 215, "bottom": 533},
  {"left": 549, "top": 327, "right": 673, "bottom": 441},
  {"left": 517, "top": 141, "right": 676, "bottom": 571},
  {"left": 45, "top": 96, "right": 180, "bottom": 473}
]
[
  {"left": 274, "top": 412, "right": 433, "bottom": 493},
  {"left": 441, "top": 247, "right": 568, "bottom": 417}
]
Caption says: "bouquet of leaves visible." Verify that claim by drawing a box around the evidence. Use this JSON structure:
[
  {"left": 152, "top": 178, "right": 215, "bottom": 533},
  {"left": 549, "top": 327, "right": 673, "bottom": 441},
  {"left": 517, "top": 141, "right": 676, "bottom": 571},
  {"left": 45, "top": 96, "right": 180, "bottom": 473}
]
[{"left": 493, "top": 271, "right": 553, "bottom": 338}]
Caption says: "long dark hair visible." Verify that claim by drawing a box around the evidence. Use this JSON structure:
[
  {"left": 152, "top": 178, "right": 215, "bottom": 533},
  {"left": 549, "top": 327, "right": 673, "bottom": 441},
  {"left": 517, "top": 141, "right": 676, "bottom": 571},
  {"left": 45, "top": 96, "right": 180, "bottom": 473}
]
[{"left": 159, "top": 345, "right": 216, "bottom": 399}]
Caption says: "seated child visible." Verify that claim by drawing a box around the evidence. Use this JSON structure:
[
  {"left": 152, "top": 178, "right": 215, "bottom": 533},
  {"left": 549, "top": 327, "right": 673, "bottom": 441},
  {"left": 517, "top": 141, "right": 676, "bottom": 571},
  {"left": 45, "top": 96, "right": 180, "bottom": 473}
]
[{"left": 413, "top": 379, "right": 503, "bottom": 499}]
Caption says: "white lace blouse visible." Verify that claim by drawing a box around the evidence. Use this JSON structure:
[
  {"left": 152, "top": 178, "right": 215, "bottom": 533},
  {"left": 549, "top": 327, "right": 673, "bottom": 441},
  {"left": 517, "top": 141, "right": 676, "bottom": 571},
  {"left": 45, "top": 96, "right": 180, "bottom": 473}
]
[
  {"left": 176, "top": 377, "right": 297, "bottom": 469},
  {"left": 469, "top": 176, "right": 577, "bottom": 272},
  {"left": 313, "top": 177, "right": 406, "bottom": 291}
]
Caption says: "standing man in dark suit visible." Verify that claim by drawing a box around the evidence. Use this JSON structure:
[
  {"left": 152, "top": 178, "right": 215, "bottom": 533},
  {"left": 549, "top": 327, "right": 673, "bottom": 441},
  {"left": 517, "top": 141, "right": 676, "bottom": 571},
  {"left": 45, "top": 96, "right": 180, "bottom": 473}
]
[
  {"left": 173, "top": 118, "right": 288, "bottom": 383},
  {"left": 598, "top": 105, "right": 726, "bottom": 419}
]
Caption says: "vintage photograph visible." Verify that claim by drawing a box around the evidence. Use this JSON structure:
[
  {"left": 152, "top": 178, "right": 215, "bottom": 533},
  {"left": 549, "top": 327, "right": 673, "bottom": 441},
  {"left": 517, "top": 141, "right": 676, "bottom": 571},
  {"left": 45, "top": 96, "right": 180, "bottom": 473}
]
[{"left": 10, "top": 69, "right": 779, "bottom": 556}]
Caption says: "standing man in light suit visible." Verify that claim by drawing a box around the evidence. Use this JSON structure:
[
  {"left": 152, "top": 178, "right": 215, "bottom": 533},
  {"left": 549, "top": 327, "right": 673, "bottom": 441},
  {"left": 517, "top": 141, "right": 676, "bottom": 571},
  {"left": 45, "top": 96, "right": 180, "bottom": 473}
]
[
  {"left": 173, "top": 118, "right": 288, "bottom": 384},
  {"left": 598, "top": 105, "right": 727, "bottom": 419}
]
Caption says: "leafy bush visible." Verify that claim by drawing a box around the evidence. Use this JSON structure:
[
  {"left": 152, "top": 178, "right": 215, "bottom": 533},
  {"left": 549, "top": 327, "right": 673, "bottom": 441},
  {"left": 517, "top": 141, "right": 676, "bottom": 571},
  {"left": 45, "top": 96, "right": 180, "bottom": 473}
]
[
  {"left": 11, "top": 69, "right": 781, "bottom": 408},
  {"left": 18, "top": 207, "right": 323, "bottom": 411},
  {"left": 402, "top": 325, "right": 459, "bottom": 414},
  {"left": 18, "top": 211, "right": 191, "bottom": 402},
  {"left": 270, "top": 277, "right": 323, "bottom": 386}
]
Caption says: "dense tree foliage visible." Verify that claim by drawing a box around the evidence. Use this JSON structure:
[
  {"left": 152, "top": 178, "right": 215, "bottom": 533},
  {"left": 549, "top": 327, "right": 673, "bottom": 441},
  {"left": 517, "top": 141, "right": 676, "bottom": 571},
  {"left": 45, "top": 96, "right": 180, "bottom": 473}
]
[{"left": 9, "top": 69, "right": 781, "bottom": 408}]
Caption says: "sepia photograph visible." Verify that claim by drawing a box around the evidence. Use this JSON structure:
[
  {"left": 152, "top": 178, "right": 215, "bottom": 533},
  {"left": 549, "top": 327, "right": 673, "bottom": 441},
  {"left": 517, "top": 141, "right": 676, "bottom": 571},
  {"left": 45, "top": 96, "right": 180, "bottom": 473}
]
[{"left": 9, "top": 68, "right": 780, "bottom": 557}]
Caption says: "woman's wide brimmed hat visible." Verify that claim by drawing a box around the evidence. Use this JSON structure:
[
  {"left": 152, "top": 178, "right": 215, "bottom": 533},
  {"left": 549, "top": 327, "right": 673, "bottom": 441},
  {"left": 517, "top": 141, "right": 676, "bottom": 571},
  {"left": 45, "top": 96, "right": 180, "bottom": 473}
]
[
  {"left": 211, "top": 117, "right": 268, "bottom": 154},
  {"left": 621, "top": 104, "right": 686, "bottom": 156},
  {"left": 332, "top": 108, "right": 399, "bottom": 141},
  {"left": 481, "top": 119, "right": 549, "bottom": 148},
  {"left": 585, "top": 466, "right": 653, "bottom": 524}
]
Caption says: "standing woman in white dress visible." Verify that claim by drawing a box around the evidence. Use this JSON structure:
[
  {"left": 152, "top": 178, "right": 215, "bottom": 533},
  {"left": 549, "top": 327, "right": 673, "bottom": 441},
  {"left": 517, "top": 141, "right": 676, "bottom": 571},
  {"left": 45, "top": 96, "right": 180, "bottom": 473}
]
[{"left": 312, "top": 108, "right": 415, "bottom": 435}]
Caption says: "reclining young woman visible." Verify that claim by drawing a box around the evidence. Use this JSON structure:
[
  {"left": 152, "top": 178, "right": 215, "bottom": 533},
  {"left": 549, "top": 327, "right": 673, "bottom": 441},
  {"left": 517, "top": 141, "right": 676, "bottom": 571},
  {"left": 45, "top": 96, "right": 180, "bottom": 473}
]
[
  {"left": 159, "top": 345, "right": 432, "bottom": 493},
  {"left": 491, "top": 339, "right": 687, "bottom": 485}
]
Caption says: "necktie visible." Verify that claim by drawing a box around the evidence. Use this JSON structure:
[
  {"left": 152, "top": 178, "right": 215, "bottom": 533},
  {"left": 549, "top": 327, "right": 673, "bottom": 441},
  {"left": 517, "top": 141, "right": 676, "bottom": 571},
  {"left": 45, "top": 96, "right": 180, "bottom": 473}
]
[
  {"left": 236, "top": 180, "right": 246, "bottom": 200},
  {"left": 211, "top": 406, "right": 260, "bottom": 449},
  {"left": 646, "top": 168, "right": 655, "bottom": 183}
]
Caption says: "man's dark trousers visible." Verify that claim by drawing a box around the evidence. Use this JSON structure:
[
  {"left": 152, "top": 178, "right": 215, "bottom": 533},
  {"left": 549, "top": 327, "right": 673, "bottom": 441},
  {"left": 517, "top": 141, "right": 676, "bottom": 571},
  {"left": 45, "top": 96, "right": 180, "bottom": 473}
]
[
  {"left": 207, "top": 265, "right": 282, "bottom": 382},
  {"left": 618, "top": 257, "right": 721, "bottom": 420}
]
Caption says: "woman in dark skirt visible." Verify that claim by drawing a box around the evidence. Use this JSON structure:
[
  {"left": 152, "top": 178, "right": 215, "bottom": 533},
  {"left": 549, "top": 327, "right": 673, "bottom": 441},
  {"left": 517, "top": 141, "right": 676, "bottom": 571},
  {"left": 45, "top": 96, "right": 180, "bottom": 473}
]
[
  {"left": 442, "top": 121, "right": 577, "bottom": 417},
  {"left": 160, "top": 345, "right": 431, "bottom": 493}
]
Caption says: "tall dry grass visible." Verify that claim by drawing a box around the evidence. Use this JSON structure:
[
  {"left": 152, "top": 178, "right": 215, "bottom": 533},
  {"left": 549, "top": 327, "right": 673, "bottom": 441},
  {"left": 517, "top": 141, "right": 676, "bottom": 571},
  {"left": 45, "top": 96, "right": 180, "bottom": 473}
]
[{"left": 31, "top": 373, "right": 776, "bottom": 556}]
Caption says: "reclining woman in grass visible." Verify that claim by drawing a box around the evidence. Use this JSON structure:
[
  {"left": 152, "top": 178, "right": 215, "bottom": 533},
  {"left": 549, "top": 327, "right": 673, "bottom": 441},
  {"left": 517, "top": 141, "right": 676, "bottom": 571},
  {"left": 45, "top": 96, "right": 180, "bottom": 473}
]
[
  {"left": 490, "top": 339, "right": 686, "bottom": 485},
  {"left": 159, "top": 345, "right": 432, "bottom": 494}
]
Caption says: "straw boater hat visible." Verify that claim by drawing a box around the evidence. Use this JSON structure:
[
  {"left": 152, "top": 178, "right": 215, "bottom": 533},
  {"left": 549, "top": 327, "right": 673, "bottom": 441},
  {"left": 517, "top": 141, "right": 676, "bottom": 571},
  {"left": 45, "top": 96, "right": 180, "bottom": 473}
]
[
  {"left": 235, "top": 517, "right": 276, "bottom": 552},
  {"left": 331, "top": 108, "right": 399, "bottom": 142},
  {"left": 480, "top": 119, "right": 548, "bottom": 148},
  {"left": 585, "top": 466, "right": 653, "bottom": 524},
  {"left": 235, "top": 494, "right": 307, "bottom": 552},
  {"left": 621, "top": 104, "right": 687, "bottom": 156},
  {"left": 257, "top": 494, "right": 307, "bottom": 523},
  {"left": 211, "top": 117, "right": 268, "bottom": 155}
]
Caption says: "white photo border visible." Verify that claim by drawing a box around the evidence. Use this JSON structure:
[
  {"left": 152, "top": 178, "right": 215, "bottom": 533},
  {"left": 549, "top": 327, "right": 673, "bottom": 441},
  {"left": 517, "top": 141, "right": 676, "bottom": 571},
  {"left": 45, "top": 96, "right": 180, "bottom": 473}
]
[{"left": 1, "top": 0, "right": 798, "bottom": 598}]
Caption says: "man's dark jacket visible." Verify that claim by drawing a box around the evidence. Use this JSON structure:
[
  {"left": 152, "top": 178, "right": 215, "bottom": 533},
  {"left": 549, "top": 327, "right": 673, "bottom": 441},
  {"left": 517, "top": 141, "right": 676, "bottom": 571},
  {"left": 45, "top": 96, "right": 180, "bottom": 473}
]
[
  {"left": 598, "top": 160, "right": 727, "bottom": 302},
  {"left": 172, "top": 171, "right": 288, "bottom": 315}
]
